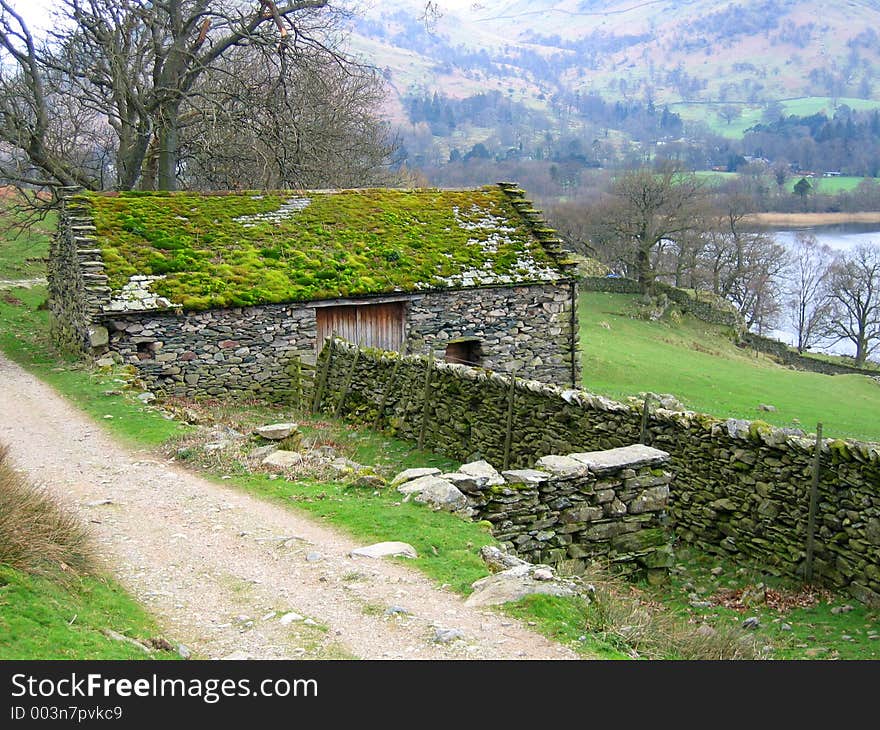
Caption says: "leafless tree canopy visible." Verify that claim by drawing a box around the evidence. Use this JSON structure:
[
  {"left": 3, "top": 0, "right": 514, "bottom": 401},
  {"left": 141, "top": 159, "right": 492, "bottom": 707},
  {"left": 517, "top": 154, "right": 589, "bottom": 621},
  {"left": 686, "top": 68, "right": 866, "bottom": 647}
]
[
  {"left": 784, "top": 232, "right": 833, "bottom": 353},
  {"left": 823, "top": 244, "right": 880, "bottom": 365},
  {"left": 0, "top": 0, "right": 395, "bottom": 205}
]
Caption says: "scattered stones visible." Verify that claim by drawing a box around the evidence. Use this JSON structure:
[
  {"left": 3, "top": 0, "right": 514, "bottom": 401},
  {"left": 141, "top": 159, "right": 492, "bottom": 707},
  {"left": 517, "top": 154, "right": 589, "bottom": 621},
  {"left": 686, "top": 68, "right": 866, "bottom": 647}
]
[
  {"left": 349, "top": 542, "right": 418, "bottom": 559},
  {"left": 220, "top": 651, "right": 250, "bottom": 660},
  {"left": 254, "top": 423, "right": 299, "bottom": 440},
  {"left": 261, "top": 450, "right": 303, "bottom": 471},
  {"left": 433, "top": 628, "right": 464, "bottom": 644},
  {"left": 136, "top": 392, "right": 156, "bottom": 404},
  {"left": 329, "top": 457, "right": 369, "bottom": 476},
  {"left": 757, "top": 404, "right": 777, "bottom": 412},
  {"left": 384, "top": 606, "right": 410, "bottom": 616},
  {"left": 248, "top": 444, "right": 278, "bottom": 460},
  {"left": 830, "top": 604, "right": 854, "bottom": 615},
  {"left": 85, "top": 498, "right": 113, "bottom": 507},
  {"left": 480, "top": 545, "right": 529, "bottom": 573},
  {"left": 177, "top": 644, "right": 192, "bottom": 660},
  {"left": 95, "top": 356, "right": 116, "bottom": 368},
  {"left": 465, "top": 558, "right": 578, "bottom": 608},
  {"left": 780, "top": 623, "right": 792, "bottom": 632},
  {"left": 741, "top": 616, "right": 761, "bottom": 630},
  {"left": 305, "top": 552, "right": 323, "bottom": 563},
  {"left": 353, "top": 474, "right": 386, "bottom": 489},
  {"left": 710, "top": 566, "right": 724, "bottom": 576}
]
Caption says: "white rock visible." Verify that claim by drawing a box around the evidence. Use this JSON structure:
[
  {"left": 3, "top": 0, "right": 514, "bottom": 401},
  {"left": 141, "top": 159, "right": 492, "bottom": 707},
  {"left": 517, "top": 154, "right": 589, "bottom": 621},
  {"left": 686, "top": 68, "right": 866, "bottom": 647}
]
[
  {"left": 279, "top": 612, "right": 304, "bottom": 626},
  {"left": 254, "top": 422, "right": 299, "bottom": 440},
  {"left": 458, "top": 460, "right": 505, "bottom": 486},
  {"left": 397, "top": 474, "right": 452, "bottom": 496},
  {"left": 261, "top": 450, "right": 302, "bottom": 470},
  {"left": 390, "top": 467, "right": 441, "bottom": 488},
  {"left": 350, "top": 542, "right": 418, "bottom": 559},
  {"left": 412, "top": 480, "right": 469, "bottom": 513}
]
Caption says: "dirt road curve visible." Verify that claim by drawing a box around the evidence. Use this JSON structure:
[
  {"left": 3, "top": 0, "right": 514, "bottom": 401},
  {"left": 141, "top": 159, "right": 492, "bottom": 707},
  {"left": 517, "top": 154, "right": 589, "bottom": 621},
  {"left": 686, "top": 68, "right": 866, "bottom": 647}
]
[{"left": 0, "top": 353, "right": 578, "bottom": 660}]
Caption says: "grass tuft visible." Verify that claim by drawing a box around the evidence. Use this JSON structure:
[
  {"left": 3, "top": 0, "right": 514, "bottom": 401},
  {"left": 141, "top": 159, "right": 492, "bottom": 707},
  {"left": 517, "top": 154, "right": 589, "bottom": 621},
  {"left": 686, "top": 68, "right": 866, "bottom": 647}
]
[{"left": 0, "top": 443, "right": 94, "bottom": 580}]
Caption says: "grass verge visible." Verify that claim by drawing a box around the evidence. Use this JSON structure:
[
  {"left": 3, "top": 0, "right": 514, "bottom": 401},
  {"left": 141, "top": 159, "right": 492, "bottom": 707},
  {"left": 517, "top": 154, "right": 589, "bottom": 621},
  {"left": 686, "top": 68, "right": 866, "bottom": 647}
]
[{"left": 580, "top": 291, "right": 880, "bottom": 441}]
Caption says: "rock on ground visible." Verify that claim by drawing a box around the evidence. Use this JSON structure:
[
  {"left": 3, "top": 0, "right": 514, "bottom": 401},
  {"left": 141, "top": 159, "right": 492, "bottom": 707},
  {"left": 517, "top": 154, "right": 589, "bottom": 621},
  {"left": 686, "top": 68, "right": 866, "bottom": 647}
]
[{"left": 349, "top": 542, "right": 419, "bottom": 559}]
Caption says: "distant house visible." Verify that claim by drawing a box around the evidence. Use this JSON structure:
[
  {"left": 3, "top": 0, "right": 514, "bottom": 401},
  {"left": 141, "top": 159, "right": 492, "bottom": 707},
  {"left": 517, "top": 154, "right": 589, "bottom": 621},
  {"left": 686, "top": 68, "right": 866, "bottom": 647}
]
[{"left": 49, "top": 184, "right": 580, "bottom": 400}]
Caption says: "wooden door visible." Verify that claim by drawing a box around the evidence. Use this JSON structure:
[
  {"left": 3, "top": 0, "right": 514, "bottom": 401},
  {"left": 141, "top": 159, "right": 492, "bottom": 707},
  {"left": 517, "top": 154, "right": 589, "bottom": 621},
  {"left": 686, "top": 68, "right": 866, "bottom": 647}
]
[{"left": 316, "top": 302, "right": 405, "bottom": 353}]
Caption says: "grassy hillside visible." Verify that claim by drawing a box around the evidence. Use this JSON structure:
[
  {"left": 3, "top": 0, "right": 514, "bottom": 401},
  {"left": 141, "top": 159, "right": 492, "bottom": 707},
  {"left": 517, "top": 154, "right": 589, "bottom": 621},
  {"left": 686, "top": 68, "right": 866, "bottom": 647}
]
[{"left": 579, "top": 291, "right": 880, "bottom": 442}]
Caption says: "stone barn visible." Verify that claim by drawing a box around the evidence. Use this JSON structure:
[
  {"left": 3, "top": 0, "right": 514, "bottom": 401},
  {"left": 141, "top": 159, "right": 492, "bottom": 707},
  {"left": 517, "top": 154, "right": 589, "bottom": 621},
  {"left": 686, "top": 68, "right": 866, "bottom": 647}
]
[{"left": 49, "top": 183, "right": 580, "bottom": 400}]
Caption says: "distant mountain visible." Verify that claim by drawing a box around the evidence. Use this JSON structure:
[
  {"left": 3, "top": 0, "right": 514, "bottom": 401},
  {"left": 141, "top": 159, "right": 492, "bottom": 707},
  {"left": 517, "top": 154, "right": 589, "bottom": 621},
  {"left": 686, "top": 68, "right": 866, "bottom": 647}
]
[{"left": 348, "top": 0, "right": 880, "bottom": 123}]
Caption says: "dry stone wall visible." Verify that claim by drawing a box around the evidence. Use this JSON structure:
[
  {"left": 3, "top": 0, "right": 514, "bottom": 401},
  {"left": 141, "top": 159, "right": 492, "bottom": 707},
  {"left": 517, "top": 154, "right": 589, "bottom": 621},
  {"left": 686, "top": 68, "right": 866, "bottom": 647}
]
[
  {"left": 316, "top": 339, "right": 880, "bottom": 605},
  {"left": 466, "top": 446, "right": 674, "bottom": 576}
]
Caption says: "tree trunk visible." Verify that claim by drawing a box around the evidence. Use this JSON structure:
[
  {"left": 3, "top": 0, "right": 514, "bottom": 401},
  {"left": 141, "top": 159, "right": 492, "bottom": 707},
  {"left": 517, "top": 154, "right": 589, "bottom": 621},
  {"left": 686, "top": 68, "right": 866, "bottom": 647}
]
[
  {"left": 157, "top": 105, "right": 180, "bottom": 191},
  {"left": 636, "top": 245, "right": 653, "bottom": 294}
]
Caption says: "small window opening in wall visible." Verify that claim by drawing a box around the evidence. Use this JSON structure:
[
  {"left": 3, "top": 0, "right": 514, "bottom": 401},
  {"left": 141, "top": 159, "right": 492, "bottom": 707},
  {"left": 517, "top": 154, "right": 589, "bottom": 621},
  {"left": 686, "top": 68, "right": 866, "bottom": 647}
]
[
  {"left": 136, "top": 341, "right": 156, "bottom": 360},
  {"left": 445, "top": 339, "right": 482, "bottom": 366}
]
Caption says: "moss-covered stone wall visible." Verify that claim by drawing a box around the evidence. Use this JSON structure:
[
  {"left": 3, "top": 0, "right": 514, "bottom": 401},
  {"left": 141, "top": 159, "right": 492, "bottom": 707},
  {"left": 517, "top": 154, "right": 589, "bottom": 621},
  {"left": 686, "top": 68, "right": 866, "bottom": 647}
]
[{"left": 317, "top": 339, "right": 880, "bottom": 605}]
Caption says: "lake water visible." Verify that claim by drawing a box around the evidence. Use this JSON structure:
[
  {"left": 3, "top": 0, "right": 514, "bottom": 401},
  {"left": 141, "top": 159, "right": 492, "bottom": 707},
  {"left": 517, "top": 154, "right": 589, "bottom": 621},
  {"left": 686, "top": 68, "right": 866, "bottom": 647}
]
[{"left": 766, "top": 224, "right": 880, "bottom": 359}]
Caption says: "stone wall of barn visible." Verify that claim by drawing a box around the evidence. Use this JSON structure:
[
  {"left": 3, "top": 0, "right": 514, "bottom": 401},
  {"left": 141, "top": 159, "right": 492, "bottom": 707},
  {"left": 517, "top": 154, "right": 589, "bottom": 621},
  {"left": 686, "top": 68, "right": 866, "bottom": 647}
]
[{"left": 95, "top": 280, "right": 578, "bottom": 400}]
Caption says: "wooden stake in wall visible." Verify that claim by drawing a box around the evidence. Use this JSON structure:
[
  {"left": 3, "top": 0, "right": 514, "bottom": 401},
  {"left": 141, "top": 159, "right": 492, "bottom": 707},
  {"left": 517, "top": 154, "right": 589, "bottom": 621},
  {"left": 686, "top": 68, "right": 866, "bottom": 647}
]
[
  {"left": 374, "top": 357, "right": 403, "bottom": 430},
  {"left": 334, "top": 348, "right": 361, "bottom": 417},
  {"left": 804, "top": 422, "right": 823, "bottom": 583},
  {"left": 502, "top": 371, "right": 517, "bottom": 470},
  {"left": 417, "top": 351, "right": 435, "bottom": 451},
  {"left": 639, "top": 393, "right": 653, "bottom": 445},
  {"left": 311, "top": 335, "right": 335, "bottom": 414}
]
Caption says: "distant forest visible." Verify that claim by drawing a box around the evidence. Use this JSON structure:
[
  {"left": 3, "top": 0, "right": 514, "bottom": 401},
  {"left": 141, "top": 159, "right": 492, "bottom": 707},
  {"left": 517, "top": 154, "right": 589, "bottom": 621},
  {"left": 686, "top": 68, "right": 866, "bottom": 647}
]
[{"left": 395, "top": 87, "right": 880, "bottom": 210}]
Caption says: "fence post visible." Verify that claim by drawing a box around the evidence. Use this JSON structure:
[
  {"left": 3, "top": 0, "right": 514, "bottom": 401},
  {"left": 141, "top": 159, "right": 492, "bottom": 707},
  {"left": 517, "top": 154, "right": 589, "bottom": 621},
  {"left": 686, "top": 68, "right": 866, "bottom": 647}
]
[
  {"left": 639, "top": 393, "right": 653, "bottom": 444},
  {"left": 311, "top": 337, "right": 335, "bottom": 414},
  {"left": 291, "top": 357, "right": 302, "bottom": 411},
  {"left": 374, "top": 357, "right": 403, "bottom": 430},
  {"left": 804, "top": 422, "right": 823, "bottom": 583},
  {"left": 333, "top": 348, "right": 361, "bottom": 418},
  {"left": 417, "top": 351, "right": 435, "bottom": 451},
  {"left": 502, "top": 371, "right": 517, "bottom": 470}
]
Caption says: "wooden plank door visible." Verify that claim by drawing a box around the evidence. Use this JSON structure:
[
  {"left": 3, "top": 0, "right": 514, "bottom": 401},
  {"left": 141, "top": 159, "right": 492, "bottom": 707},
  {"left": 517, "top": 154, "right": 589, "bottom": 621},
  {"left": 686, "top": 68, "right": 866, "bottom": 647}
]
[{"left": 316, "top": 302, "right": 404, "bottom": 354}]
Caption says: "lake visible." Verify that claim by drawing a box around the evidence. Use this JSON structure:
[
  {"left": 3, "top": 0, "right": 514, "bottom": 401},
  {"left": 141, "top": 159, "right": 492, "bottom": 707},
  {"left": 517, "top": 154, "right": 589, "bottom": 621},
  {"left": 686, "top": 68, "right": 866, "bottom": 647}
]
[{"left": 766, "top": 224, "right": 880, "bottom": 359}]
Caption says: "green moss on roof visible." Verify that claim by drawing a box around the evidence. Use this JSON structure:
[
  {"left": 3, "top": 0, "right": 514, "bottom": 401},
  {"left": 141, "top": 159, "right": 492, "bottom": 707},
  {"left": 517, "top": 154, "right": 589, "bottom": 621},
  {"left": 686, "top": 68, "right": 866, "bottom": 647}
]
[{"left": 82, "top": 187, "right": 563, "bottom": 311}]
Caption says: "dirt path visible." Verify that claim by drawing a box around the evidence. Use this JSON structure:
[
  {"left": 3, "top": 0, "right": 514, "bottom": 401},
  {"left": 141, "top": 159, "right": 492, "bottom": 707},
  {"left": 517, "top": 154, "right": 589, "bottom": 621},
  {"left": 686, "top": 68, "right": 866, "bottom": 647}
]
[
  {"left": 0, "top": 353, "right": 578, "bottom": 660},
  {"left": 0, "top": 277, "right": 46, "bottom": 290}
]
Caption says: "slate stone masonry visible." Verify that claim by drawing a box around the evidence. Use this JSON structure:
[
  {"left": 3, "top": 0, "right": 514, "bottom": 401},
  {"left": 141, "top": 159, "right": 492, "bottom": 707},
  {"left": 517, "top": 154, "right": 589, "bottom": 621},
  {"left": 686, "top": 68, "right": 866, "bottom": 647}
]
[
  {"left": 467, "top": 445, "right": 674, "bottom": 576},
  {"left": 318, "top": 339, "right": 880, "bottom": 606}
]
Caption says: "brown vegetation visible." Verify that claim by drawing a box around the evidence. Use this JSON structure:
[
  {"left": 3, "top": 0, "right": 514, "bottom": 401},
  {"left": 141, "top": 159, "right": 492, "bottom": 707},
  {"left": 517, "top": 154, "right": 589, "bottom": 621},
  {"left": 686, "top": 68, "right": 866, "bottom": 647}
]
[{"left": 0, "top": 443, "right": 94, "bottom": 578}]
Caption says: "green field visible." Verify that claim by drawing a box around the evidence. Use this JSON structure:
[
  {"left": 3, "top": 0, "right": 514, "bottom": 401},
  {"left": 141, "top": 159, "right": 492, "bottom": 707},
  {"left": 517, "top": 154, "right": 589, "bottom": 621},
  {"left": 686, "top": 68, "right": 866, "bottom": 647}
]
[
  {"left": 580, "top": 291, "right": 880, "bottom": 442},
  {"left": 0, "top": 208, "right": 54, "bottom": 279}
]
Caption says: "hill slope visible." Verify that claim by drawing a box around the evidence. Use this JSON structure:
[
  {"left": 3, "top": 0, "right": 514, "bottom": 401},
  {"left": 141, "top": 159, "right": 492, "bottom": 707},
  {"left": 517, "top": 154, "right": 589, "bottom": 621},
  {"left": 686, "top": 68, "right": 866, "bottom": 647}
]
[{"left": 350, "top": 0, "right": 880, "bottom": 122}]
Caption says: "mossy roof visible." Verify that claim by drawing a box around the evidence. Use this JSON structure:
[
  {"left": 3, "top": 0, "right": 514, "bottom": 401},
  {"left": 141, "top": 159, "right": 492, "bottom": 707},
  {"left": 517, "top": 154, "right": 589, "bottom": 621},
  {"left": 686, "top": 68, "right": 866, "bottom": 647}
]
[{"left": 80, "top": 185, "right": 565, "bottom": 312}]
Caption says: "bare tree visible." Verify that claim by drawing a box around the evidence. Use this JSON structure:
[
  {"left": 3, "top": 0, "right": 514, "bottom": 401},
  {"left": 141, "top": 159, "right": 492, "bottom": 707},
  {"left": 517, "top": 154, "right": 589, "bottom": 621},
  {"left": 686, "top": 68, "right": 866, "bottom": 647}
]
[
  {"left": 177, "top": 46, "right": 395, "bottom": 190},
  {"left": 0, "top": 0, "right": 372, "bottom": 195},
  {"left": 698, "top": 189, "right": 787, "bottom": 331},
  {"left": 823, "top": 244, "right": 880, "bottom": 365},
  {"left": 785, "top": 232, "right": 833, "bottom": 353},
  {"left": 590, "top": 164, "right": 706, "bottom": 292}
]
